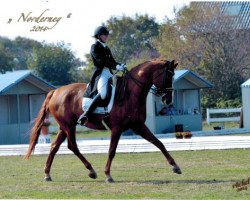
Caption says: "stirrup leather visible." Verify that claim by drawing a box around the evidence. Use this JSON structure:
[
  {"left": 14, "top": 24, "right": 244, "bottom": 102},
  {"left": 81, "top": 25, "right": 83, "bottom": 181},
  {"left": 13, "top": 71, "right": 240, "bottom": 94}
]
[{"left": 77, "top": 93, "right": 101, "bottom": 125}]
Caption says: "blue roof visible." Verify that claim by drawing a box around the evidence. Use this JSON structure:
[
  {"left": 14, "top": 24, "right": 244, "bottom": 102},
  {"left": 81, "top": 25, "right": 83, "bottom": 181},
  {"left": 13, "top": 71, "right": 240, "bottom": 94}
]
[
  {"left": 174, "top": 69, "right": 213, "bottom": 88},
  {"left": 241, "top": 78, "right": 250, "bottom": 88},
  {"left": 0, "top": 70, "right": 30, "bottom": 93},
  {"left": 191, "top": 1, "right": 250, "bottom": 30},
  {"left": 0, "top": 70, "right": 56, "bottom": 94},
  {"left": 174, "top": 69, "right": 189, "bottom": 81}
]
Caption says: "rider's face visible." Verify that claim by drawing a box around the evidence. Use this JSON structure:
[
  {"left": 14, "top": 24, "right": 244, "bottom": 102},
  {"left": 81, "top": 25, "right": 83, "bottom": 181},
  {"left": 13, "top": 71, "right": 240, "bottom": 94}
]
[{"left": 100, "top": 34, "right": 109, "bottom": 43}]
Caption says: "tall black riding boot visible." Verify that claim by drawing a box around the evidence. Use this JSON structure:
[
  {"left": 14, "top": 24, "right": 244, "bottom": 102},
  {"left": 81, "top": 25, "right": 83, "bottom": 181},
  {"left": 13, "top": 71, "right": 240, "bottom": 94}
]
[{"left": 77, "top": 93, "right": 101, "bottom": 126}]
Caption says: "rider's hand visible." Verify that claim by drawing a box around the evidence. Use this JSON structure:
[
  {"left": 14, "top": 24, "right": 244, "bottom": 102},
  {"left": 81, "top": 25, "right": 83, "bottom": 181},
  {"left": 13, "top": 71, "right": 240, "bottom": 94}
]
[
  {"left": 122, "top": 64, "right": 127, "bottom": 69},
  {"left": 116, "top": 64, "right": 125, "bottom": 71}
]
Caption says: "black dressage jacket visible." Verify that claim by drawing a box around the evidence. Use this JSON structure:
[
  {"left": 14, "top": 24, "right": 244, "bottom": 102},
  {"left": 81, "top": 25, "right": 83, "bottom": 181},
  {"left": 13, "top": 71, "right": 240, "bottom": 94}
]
[{"left": 87, "top": 41, "right": 119, "bottom": 97}]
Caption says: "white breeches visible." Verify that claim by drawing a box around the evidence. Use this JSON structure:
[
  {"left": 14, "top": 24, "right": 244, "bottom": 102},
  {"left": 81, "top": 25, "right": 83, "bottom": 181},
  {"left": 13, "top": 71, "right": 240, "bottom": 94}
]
[{"left": 97, "top": 68, "right": 113, "bottom": 99}]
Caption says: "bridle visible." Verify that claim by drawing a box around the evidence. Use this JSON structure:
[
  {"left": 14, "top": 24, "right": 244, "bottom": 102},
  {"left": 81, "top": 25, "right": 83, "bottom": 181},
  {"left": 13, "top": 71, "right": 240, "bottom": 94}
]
[{"left": 154, "top": 68, "right": 175, "bottom": 95}]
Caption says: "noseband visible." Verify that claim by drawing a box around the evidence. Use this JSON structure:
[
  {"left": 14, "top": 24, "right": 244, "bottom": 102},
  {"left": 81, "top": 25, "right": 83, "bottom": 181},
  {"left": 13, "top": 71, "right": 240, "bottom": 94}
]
[{"left": 154, "top": 68, "right": 174, "bottom": 96}]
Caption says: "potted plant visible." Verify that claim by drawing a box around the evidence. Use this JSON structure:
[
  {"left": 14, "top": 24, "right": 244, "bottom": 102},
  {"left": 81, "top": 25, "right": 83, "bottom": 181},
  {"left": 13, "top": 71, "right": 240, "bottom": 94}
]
[
  {"left": 183, "top": 131, "right": 192, "bottom": 139},
  {"left": 175, "top": 132, "right": 183, "bottom": 139}
]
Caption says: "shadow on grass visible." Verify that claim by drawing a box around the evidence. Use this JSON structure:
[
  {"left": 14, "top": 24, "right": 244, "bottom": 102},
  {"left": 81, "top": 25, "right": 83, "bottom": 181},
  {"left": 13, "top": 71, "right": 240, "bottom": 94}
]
[
  {"left": 135, "top": 179, "right": 234, "bottom": 185},
  {"left": 61, "top": 179, "right": 235, "bottom": 185}
]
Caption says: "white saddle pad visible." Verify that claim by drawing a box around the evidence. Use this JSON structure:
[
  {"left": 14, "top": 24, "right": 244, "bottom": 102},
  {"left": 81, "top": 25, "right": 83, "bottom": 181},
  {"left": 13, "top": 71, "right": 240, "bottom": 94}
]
[{"left": 82, "top": 85, "right": 116, "bottom": 114}]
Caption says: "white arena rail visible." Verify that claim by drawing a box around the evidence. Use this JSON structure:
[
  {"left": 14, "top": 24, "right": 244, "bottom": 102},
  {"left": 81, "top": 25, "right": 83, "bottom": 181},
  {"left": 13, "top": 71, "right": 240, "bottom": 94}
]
[{"left": 0, "top": 136, "right": 250, "bottom": 156}]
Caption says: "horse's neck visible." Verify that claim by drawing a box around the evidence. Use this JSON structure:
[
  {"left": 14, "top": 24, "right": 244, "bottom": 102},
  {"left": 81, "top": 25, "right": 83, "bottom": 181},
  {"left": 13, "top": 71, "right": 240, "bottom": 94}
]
[
  {"left": 129, "top": 63, "right": 158, "bottom": 102},
  {"left": 132, "top": 61, "right": 160, "bottom": 86}
]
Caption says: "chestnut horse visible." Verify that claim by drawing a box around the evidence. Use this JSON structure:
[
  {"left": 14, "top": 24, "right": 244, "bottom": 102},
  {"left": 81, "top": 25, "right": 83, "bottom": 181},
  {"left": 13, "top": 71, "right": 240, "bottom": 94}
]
[{"left": 25, "top": 59, "right": 181, "bottom": 182}]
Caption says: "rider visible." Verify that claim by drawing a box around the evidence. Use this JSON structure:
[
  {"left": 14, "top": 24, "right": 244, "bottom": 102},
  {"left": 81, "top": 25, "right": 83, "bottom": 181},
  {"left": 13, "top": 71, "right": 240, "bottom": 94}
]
[{"left": 78, "top": 25, "right": 126, "bottom": 125}]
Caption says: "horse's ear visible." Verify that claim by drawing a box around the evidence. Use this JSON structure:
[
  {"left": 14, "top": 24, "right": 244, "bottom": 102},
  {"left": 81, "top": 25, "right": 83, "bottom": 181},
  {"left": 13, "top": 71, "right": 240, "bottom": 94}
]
[
  {"left": 171, "top": 60, "right": 178, "bottom": 69},
  {"left": 174, "top": 62, "right": 178, "bottom": 69},
  {"left": 164, "top": 60, "right": 171, "bottom": 68}
]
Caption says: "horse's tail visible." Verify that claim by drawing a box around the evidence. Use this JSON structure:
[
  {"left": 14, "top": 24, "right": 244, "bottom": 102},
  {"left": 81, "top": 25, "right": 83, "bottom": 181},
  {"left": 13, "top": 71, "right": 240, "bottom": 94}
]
[{"left": 24, "top": 90, "right": 55, "bottom": 160}]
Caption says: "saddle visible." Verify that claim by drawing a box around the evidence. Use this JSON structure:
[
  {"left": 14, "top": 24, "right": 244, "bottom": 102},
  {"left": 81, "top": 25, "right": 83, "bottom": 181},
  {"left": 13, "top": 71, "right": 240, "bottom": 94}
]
[{"left": 82, "top": 76, "right": 118, "bottom": 114}]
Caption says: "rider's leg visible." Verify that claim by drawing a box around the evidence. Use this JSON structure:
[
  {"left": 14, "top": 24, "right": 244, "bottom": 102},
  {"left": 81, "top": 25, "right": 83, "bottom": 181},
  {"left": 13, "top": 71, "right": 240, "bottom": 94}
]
[
  {"left": 77, "top": 93, "right": 101, "bottom": 125},
  {"left": 97, "top": 69, "right": 112, "bottom": 100},
  {"left": 77, "top": 70, "right": 111, "bottom": 125}
]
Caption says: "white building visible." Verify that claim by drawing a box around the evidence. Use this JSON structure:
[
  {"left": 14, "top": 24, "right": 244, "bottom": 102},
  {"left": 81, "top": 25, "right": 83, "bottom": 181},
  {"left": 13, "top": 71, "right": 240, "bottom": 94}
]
[
  {"left": 146, "top": 69, "right": 213, "bottom": 134},
  {"left": 0, "top": 70, "right": 55, "bottom": 144},
  {"left": 241, "top": 78, "right": 250, "bottom": 129}
]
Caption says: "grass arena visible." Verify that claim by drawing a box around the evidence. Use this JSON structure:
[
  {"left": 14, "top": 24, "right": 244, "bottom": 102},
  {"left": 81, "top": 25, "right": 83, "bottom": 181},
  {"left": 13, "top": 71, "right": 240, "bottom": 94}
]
[{"left": 0, "top": 148, "right": 249, "bottom": 199}]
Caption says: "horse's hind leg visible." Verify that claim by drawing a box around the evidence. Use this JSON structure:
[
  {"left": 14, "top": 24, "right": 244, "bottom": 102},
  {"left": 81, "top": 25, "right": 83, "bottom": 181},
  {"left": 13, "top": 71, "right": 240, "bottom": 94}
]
[
  {"left": 104, "top": 126, "right": 122, "bottom": 183},
  {"left": 66, "top": 126, "right": 97, "bottom": 179},
  {"left": 44, "top": 129, "right": 67, "bottom": 181},
  {"left": 132, "top": 123, "right": 182, "bottom": 174}
]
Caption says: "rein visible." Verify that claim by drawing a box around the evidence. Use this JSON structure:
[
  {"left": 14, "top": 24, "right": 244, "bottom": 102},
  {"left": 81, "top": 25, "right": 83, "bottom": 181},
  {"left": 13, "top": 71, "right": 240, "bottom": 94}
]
[
  {"left": 124, "top": 69, "right": 144, "bottom": 88},
  {"left": 115, "top": 70, "right": 128, "bottom": 106},
  {"left": 123, "top": 68, "right": 174, "bottom": 97}
]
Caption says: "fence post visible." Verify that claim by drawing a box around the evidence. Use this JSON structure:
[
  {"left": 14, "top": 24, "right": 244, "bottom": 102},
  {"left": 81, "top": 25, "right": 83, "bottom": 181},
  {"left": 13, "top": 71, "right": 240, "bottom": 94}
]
[{"left": 206, "top": 108, "right": 210, "bottom": 125}]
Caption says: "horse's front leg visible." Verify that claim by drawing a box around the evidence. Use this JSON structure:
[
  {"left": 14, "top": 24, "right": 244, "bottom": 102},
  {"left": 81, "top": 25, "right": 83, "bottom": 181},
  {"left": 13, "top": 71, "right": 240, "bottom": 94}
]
[
  {"left": 104, "top": 127, "right": 122, "bottom": 183},
  {"left": 132, "top": 123, "right": 182, "bottom": 174}
]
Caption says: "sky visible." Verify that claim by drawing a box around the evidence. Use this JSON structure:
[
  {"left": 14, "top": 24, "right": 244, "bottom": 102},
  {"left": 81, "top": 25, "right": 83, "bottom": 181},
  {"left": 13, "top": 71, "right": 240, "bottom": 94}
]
[{"left": 0, "top": 0, "right": 191, "bottom": 62}]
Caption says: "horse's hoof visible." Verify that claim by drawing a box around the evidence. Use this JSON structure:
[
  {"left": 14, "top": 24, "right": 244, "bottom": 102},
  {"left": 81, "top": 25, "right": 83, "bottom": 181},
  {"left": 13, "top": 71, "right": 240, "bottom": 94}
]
[
  {"left": 88, "top": 171, "right": 97, "bottom": 179},
  {"left": 44, "top": 176, "right": 52, "bottom": 181},
  {"left": 105, "top": 177, "right": 115, "bottom": 183},
  {"left": 173, "top": 166, "right": 182, "bottom": 174}
]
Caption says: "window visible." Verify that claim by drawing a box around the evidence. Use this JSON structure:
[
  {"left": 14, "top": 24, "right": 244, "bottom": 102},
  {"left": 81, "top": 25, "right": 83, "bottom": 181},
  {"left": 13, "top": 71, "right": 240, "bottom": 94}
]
[{"left": 183, "top": 90, "right": 200, "bottom": 115}]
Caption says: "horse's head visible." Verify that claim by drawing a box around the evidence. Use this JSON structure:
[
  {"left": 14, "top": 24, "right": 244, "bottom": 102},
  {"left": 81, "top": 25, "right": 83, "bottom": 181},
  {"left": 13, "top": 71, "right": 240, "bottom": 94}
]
[{"left": 153, "top": 60, "right": 178, "bottom": 105}]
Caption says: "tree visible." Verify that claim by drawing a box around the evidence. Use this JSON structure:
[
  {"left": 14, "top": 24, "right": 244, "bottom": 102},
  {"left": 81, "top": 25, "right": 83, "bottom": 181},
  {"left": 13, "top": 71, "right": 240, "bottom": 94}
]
[
  {"left": 0, "top": 44, "right": 14, "bottom": 73},
  {"left": 83, "top": 14, "right": 160, "bottom": 74},
  {"left": 107, "top": 14, "right": 159, "bottom": 63},
  {"left": 0, "top": 37, "right": 14, "bottom": 73},
  {"left": 0, "top": 36, "right": 43, "bottom": 71},
  {"left": 76, "top": 54, "right": 93, "bottom": 83},
  {"left": 155, "top": 3, "right": 250, "bottom": 108},
  {"left": 12, "top": 37, "right": 42, "bottom": 70},
  {"left": 28, "top": 42, "right": 81, "bottom": 85}
]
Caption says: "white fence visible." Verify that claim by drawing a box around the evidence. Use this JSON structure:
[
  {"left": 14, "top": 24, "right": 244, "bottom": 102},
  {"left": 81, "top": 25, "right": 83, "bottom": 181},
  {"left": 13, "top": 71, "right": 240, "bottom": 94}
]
[
  {"left": 1, "top": 136, "right": 250, "bottom": 156},
  {"left": 206, "top": 108, "right": 241, "bottom": 125}
]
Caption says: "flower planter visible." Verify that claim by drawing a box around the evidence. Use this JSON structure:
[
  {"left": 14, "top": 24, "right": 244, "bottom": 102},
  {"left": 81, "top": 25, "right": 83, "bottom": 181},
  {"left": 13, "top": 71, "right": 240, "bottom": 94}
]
[
  {"left": 175, "top": 132, "right": 183, "bottom": 139},
  {"left": 175, "top": 131, "right": 192, "bottom": 139},
  {"left": 183, "top": 131, "right": 192, "bottom": 139}
]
